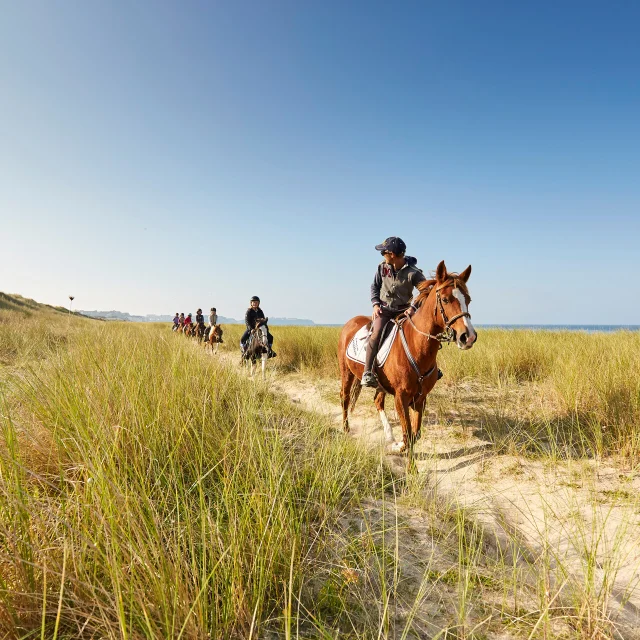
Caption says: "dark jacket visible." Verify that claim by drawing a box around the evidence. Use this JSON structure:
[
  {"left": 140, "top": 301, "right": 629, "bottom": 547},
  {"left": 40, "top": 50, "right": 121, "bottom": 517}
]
[
  {"left": 245, "top": 307, "right": 266, "bottom": 330},
  {"left": 370, "top": 256, "right": 426, "bottom": 311},
  {"left": 195, "top": 313, "right": 205, "bottom": 324}
]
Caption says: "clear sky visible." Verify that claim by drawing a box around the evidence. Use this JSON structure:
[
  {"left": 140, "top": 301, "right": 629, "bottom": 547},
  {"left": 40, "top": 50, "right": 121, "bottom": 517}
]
[{"left": 1, "top": 1, "right": 639, "bottom": 324}]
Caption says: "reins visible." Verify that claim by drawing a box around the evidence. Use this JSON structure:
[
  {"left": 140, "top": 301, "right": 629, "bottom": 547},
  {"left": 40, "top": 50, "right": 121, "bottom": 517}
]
[{"left": 395, "top": 278, "right": 472, "bottom": 400}]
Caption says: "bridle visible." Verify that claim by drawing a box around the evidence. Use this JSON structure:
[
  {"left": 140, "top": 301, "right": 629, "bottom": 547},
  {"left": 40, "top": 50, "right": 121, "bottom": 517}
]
[
  {"left": 250, "top": 323, "right": 268, "bottom": 348},
  {"left": 405, "top": 279, "right": 472, "bottom": 344},
  {"left": 396, "top": 278, "right": 472, "bottom": 395}
]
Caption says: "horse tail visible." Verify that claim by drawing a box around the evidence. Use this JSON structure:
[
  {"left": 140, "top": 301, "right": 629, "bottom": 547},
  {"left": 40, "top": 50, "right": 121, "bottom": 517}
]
[{"left": 349, "top": 381, "right": 362, "bottom": 412}]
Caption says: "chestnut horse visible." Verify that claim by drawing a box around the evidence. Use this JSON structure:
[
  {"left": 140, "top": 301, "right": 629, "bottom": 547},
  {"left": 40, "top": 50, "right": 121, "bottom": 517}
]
[
  {"left": 194, "top": 323, "right": 205, "bottom": 341},
  {"left": 338, "top": 261, "right": 476, "bottom": 461},
  {"left": 205, "top": 325, "right": 224, "bottom": 353}
]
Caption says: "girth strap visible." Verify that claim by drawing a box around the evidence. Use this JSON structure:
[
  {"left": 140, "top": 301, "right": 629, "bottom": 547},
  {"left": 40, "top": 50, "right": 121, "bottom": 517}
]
[{"left": 398, "top": 325, "right": 436, "bottom": 387}]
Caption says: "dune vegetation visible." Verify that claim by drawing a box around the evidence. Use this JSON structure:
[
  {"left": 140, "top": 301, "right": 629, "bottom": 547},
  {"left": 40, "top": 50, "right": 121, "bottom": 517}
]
[
  {"left": 223, "top": 324, "right": 640, "bottom": 461},
  {"left": 1, "top": 302, "right": 639, "bottom": 638}
]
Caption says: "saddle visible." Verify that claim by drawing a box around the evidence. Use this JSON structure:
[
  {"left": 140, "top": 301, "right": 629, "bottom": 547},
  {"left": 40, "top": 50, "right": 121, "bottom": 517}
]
[{"left": 345, "top": 321, "right": 398, "bottom": 368}]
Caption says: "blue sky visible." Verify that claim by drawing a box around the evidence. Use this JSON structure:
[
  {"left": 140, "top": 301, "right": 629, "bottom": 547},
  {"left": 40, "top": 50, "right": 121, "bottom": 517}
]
[{"left": 1, "top": 1, "right": 638, "bottom": 324}]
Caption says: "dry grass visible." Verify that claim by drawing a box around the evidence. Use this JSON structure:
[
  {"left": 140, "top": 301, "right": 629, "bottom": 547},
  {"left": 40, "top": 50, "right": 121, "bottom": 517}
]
[
  {"left": 220, "top": 324, "right": 640, "bottom": 460},
  {"left": 1, "top": 309, "right": 638, "bottom": 637}
]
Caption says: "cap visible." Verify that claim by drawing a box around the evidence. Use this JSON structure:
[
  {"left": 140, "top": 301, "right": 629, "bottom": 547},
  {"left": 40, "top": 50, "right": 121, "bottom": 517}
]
[
  {"left": 375, "top": 237, "right": 406, "bottom": 255},
  {"left": 250, "top": 296, "right": 260, "bottom": 302}
]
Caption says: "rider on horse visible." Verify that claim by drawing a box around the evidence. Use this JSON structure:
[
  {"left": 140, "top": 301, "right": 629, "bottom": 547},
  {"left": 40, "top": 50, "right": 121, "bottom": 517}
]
[
  {"left": 184, "top": 313, "right": 193, "bottom": 327},
  {"left": 195, "top": 308, "right": 206, "bottom": 337},
  {"left": 240, "top": 296, "right": 276, "bottom": 357},
  {"left": 361, "top": 236, "right": 427, "bottom": 388},
  {"left": 204, "top": 307, "right": 218, "bottom": 342},
  {"left": 172, "top": 313, "right": 180, "bottom": 331}
]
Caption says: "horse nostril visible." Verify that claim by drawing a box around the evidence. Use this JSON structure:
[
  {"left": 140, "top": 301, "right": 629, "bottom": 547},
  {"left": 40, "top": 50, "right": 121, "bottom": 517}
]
[{"left": 459, "top": 332, "right": 468, "bottom": 344}]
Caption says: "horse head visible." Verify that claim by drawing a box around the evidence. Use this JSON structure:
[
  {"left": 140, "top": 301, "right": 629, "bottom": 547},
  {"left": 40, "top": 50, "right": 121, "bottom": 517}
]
[
  {"left": 256, "top": 323, "right": 269, "bottom": 348},
  {"left": 433, "top": 260, "right": 476, "bottom": 350},
  {"left": 211, "top": 324, "right": 224, "bottom": 343}
]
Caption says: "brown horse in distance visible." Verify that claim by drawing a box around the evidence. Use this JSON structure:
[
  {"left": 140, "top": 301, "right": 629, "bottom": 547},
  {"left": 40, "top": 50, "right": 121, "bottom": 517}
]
[
  {"left": 194, "top": 323, "right": 205, "bottom": 341},
  {"left": 206, "top": 325, "right": 224, "bottom": 352},
  {"left": 338, "top": 261, "right": 477, "bottom": 461}
]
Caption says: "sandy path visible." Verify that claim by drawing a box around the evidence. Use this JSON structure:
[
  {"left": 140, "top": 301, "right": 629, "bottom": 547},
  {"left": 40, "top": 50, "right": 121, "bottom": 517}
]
[{"left": 216, "top": 350, "right": 640, "bottom": 634}]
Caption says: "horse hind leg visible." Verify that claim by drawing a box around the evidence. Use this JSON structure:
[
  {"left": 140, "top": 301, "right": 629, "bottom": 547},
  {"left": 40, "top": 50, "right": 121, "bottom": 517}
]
[
  {"left": 340, "top": 370, "right": 358, "bottom": 433},
  {"left": 374, "top": 391, "right": 395, "bottom": 445}
]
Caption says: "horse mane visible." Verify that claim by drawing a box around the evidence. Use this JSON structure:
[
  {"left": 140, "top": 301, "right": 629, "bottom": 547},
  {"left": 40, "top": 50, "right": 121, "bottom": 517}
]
[{"left": 413, "top": 273, "right": 470, "bottom": 307}]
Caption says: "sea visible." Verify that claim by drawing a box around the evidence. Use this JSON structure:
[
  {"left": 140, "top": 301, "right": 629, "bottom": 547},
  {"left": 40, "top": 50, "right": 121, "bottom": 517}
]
[
  {"left": 476, "top": 325, "right": 640, "bottom": 333},
  {"left": 319, "top": 324, "right": 639, "bottom": 333}
]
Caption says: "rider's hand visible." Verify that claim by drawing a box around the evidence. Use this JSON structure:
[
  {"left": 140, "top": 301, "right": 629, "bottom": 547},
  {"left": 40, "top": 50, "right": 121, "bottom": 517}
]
[{"left": 372, "top": 305, "right": 382, "bottom": 320}]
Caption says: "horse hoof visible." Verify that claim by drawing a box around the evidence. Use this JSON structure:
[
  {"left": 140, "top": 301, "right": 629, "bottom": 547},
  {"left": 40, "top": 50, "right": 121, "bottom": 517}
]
[{"left": 390, "top": 442, "right": 406, "bottom": 454}]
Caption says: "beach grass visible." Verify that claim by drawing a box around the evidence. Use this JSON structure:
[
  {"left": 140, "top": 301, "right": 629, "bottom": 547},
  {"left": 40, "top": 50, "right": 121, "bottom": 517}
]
[
  {"left": 222, "top": 323, "right": 640, "bottom": 459},
  {"left": 1, "top": 309, "right": 638, "bottom": 637}
]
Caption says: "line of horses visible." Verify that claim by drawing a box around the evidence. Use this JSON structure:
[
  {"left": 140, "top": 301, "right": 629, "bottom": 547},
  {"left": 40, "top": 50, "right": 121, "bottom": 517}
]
[
  {"left": 169, "top": 261, "right": 476, "bottom": 471},
  {"left": 172, "top": 317, "right": 270, "bottom": 379},
  {"left": 173, "top": 322, "right": 224, "bottom": 352}
]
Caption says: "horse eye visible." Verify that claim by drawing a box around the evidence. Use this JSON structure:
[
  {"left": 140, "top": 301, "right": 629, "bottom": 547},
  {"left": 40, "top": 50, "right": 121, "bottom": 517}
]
[{"left": 442, "top": 297, "right": 450, "bottom": 304}]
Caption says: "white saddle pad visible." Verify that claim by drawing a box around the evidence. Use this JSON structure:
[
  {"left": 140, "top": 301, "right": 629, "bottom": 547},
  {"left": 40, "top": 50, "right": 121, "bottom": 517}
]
[{"left": 346, "top": 323, "right": 398, "bottom": 368}]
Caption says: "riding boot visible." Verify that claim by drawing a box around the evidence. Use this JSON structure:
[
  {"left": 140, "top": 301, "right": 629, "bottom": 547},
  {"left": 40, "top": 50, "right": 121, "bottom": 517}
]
[{"left": 361, "top": 314, "right": 390, "bottom": 387}]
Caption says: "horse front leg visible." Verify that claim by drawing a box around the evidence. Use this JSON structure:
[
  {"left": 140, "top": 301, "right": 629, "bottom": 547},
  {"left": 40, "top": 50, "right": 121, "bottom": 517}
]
[
  {"left": 374, "top": 390, "right": 395, "bottom": 445},
  {"left": 261, "top": 352, "right": 267, "bottom": 380},
  {"left": 409, "top": 396, "right": 426, "bottom": 443},
  {"left": 392, "top": 394, "right": 413, "bottom": 455}
]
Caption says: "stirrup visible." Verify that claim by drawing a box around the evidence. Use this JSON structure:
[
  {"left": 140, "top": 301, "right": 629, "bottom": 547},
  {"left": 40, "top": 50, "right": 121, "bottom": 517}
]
[{"left": 361, "top": 371, "right": 379, "bottom": 388}]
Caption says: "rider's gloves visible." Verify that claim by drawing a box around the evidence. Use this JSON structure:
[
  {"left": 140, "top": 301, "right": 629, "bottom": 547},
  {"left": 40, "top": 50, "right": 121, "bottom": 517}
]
[{"left": 404, "top": 305, "right": 417, "bottom": 318}]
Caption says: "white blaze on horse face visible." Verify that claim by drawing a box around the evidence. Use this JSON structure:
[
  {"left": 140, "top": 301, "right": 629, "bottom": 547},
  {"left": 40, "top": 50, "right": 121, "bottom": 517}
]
[
  {"left": 452, "top": 288, "right": 476, "bottom": 347},
  {"left": 379, "top": 410, "right": 395, "bottom": 443}
]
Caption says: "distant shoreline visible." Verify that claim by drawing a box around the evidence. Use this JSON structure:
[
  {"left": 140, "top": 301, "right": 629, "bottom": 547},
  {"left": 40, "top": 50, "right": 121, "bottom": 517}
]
[{"left": 315, "top": 324, "right": 640, "bottom": 332}]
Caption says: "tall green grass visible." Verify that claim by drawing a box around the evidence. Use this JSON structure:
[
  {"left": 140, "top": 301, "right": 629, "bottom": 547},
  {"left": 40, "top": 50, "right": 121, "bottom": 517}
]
[
  {"left": 2, "top": 314, "right": 635, "bottom": 637},
  {"left": 0, "top": 323, "right": 386, "bottom": 637}
]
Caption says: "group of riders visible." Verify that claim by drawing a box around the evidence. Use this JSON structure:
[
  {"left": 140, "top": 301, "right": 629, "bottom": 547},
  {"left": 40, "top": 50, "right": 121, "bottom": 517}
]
[
  {"left": 172, "top": 307, "right": 219, "bottom": 342},
  {"left": 171, "top": 236, "right": 434, "bottom": 378},
  {"left": 172, "top": 296, "right": 276, "bottom": 358}
]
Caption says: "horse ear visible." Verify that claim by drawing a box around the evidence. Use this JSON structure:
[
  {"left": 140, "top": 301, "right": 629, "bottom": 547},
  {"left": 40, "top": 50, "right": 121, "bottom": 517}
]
[
  {"left": 436, "top": 260, "right": 447, "bottom": 283},
  {"left": 459, "top": 265, "right": 472, "bottom": 283}
]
